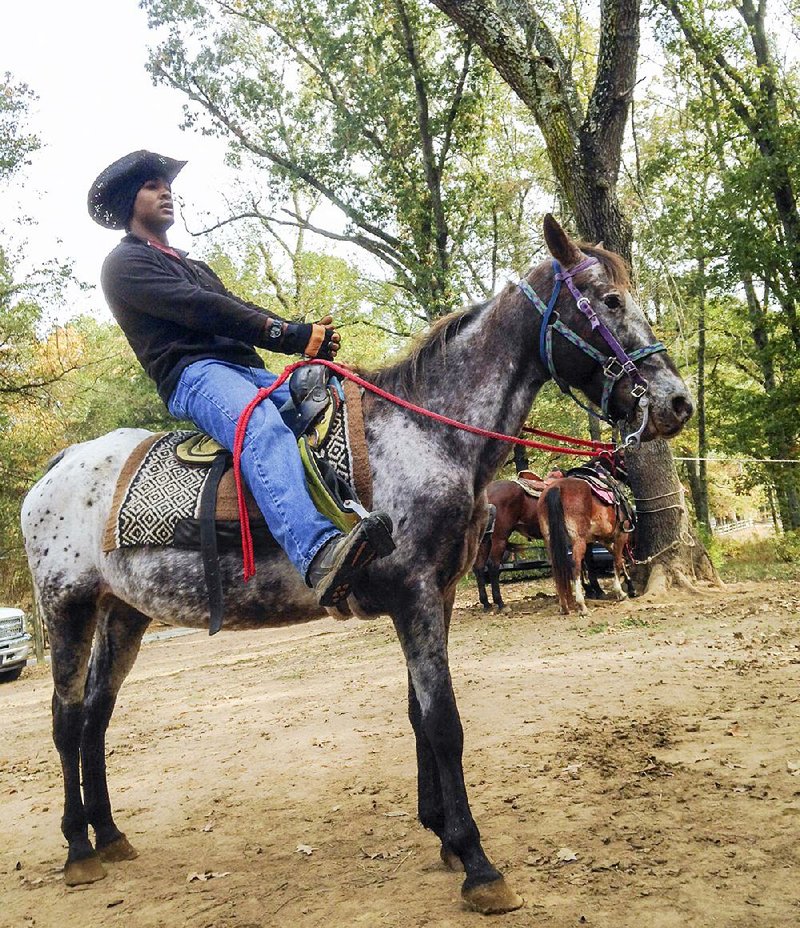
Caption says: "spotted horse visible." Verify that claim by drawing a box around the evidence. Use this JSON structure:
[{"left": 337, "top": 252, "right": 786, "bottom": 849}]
[{"left": 21, "top": 215, "right": 692, "bottom": 913}]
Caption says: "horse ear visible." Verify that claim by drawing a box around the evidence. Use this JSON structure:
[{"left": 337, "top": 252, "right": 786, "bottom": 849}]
[{"left": 543, "top": 214, "right": 583, "bottom": 267}]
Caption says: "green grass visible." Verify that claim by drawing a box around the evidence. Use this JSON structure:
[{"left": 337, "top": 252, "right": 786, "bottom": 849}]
[{"left": 713, "top": 531, "right": 800, "bottom": 582}]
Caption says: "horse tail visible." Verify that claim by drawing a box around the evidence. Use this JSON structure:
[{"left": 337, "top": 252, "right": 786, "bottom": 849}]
[{"left": 545, "top": 487, "right": 574, "bottom": 605}]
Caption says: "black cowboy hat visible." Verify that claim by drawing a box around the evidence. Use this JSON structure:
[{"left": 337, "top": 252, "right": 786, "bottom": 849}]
[{"left": 87, "top": 150, "right": 187, "bottom": 230}]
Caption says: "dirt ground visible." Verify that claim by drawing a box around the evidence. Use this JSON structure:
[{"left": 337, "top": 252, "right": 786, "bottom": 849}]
[{"left": 2, "top": 577, "right": 800, "bottom": 928}]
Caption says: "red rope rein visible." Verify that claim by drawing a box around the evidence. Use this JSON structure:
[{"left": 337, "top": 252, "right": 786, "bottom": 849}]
[{"left": 233, "top": 358, "right": 614, "bottom": 580}]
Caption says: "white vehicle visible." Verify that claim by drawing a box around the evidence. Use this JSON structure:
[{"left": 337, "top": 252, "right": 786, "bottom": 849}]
[{"left": 0, "top": 607, "right": 31, "bottom": 682}]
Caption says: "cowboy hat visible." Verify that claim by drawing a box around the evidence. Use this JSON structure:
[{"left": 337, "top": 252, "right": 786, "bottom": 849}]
[{"left": 88, "top": 150, "right": 186, "bottom": 230}]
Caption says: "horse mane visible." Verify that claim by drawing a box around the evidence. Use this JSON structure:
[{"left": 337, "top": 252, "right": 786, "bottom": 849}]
[
  {"left": 578, "top": 242, "right": 631, "bottom": 291},
  {"left": 366, "top": 242, "right": 629, "bottom": 398},
  {"left": 368, "top": 297, "right": 494, "bottom": 398}
]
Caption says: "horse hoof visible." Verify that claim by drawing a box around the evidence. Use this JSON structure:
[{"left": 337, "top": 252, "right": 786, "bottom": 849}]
[
  {"left": 64, "top": 853, "right": 106, "bottom": 886},
  {"left": 440, "top": 845, "right": 464, "bottom": 872},
  {"left": 98, "top": 834, "right": 139, "bottom": 862},
  {"left": 462, "top": 876, "right": 524, "bottom": 914}
]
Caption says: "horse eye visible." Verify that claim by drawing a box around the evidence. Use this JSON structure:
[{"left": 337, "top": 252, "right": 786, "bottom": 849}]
[{"left": 603, "top": 293, "right": 622, "bottom": 309}]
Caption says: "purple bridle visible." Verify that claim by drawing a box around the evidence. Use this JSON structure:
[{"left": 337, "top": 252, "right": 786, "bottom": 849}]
[{"left": 518, "top": 257, "right": 667, "bottom": 447}]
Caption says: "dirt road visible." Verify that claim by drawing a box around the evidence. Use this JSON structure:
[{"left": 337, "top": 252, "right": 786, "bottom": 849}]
[{"left": 3, "top": 579, "right": 800, "bottom": 927}]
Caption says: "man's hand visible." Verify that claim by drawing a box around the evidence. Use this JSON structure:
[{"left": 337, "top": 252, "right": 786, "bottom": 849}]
[{"left": 304, "top": 314, "right": 341, "bottom": 360}]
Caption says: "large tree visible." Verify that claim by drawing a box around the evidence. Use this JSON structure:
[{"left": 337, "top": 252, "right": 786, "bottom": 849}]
[
  {"left": 426, "top": 0, "right": 640, "bottom": 260},
  {"left": 425, "top": 0, "right": 717, "bottom": 589}
]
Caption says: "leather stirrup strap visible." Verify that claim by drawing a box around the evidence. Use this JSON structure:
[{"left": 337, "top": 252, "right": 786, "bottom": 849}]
[{"left": 201, "top": 452, "right": 230, "bottom": 635}]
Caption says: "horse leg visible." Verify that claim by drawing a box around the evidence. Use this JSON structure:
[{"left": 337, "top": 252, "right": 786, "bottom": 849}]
[
  {"left": 82, "top": 599, "right": 150, "bottom": 863},
  {"left": 610, "top": 535, "right": 630, "bottom": 601},
  {"left": 48, "top": 591, "right": 106, "bottom": 885},
  {"left": 582, "top": 558, "right": 605, "bottom": 599},
  {"left": 393, "top": 590, "right": 522, "bottom": 914},
  {"left": 486, "top": 533, "right": 508, "bottom": 611},
  {"left": 571, "top": 537, "right": 589, "bottom": 615},
  {"left": 473, "top": 537, "right": 491, "bottom": 611},
  {"left": 405, "top": 587, "right": 460, "bottom": 869}
]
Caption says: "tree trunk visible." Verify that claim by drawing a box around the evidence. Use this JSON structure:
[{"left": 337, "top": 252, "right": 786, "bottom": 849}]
[
  {"left": 588, "top": 412, "right": 602, "bottom": 443},
  {"left": 428, "top": 0, "right": 714, "bottom": 590},
  {"left": 513, "top": 443, "right": 529, "bottom": 473},
  {"left": 695, "top": 256, "right": 710, "bottom": 531},
  {"left": 626, "top": 439, "right": 719, "bottom": 593}
]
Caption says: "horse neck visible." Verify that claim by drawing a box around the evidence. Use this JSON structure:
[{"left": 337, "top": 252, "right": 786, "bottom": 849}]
[{"left": 370, "top": 283, "right": 551, "bottom": 487}]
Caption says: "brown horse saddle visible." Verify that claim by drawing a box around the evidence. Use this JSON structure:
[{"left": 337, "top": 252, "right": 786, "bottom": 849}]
[
  {"left": 563, "top": 464, "right": 636, "bottom": 531},
  {"left": 514, "top": 469, "right": 563, "bottom": 498}
]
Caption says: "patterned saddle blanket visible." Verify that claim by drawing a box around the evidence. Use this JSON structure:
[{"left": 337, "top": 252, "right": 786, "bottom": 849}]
[{"left": 102, "top": 375, "right": 371, "bottom": 553}]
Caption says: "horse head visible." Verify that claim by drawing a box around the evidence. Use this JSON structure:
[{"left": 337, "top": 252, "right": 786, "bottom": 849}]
[{"left": 522, "top": 215, "right": 693, "bottom": 443}]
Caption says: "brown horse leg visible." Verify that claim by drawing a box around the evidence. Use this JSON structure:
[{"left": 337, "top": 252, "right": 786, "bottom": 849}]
[
  {"left": 48, "top": 591, "right": 106, "bottom": 885},
  {"left": 610, "top": 535, "right": 630, "bottom": 601},
  {"left": 473, "top": 536, "right": 491, "bottom": 611},
  {"left": 571, "top": 536, "right": 589, "bottom": 615},
  {"left": 486, "top": 533, "right": 509, "bottom": 612},
  {"left": 393, "top": 588, "right": 522, "bottom": 913},
  {"left": 82, "top": 599, "right": 150, "bottom": 862}
]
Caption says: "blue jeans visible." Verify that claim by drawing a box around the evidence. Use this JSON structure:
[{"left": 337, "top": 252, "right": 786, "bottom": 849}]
[{"left": 168, "top": 359, "right": 340, "bottom": 579}]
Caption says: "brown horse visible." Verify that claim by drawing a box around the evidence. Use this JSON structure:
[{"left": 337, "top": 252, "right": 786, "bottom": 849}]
[
  {"left": 472, "top": 478, "right": 544, "bottom": 611},
  {"left": 539, "top": 471, "right": 635, "bottom": 615},
  {"left": 473, "top": 461, "right": 620, "bottom": 611}
]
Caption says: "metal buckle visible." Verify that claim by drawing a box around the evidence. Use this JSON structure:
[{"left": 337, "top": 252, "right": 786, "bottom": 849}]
[
  {"left": 622, "top": 397, "right": 650, "bottom": 449},
  {"left": 630, "top": 381, "right": 648, "bottom": 399},
  {"left": 603, "top": 357, "right": 624, "bottom": 380},
  {"left": 577, "top": 297, "right": 599, "bottom": 328}
]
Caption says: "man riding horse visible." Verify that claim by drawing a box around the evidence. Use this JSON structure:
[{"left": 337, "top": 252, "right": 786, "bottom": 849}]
[{"left": 88, "top": 150, "right": 394, "bottom": 607}]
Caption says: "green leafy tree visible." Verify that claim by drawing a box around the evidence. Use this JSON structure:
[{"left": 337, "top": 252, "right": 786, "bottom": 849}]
[
  {"left": 144, "top": 0, "right": 546, "bottom": 324},
  {"left": 641, "top": 2, "right": 800, "bottom": 530}
]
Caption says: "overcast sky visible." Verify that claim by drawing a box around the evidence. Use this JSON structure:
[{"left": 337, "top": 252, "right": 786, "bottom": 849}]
[{"left": 2, "top": 0, "right": 238, "bottom": 318}]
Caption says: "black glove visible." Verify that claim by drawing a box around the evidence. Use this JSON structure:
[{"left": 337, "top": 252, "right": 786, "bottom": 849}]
[{"left": 260, "top": 317, "right": 340, "bottom": 358}]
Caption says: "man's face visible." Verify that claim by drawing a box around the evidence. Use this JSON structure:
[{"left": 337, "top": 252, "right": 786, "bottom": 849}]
[{"left": 131, "top": 176, "right": 174, "bottom": 232}]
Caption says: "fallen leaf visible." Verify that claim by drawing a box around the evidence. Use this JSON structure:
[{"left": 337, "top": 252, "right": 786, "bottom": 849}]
[
  {"left": 786, "top": 760, "right": 800, "bottom": 776},
  {"left": 186, "top": 870, "right": 230, "bottom": 883},
  {"left": 556, "top": 847, "right": 578, "bottom": 863},
  {"left": 726, "top": 722, "right": 748, "bottom": 737},
  {"left": 296, "top": 844, "right": 316, "bottom": 856}
]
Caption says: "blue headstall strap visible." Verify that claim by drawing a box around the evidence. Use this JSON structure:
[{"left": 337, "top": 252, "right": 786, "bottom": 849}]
[{"left": 518, "top": 256, "right": 667, "bottom": 443}]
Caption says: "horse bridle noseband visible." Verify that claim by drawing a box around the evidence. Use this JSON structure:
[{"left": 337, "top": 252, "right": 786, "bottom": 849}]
[{"left": 518, "top": 257, "right": 666, "bottom": 447}]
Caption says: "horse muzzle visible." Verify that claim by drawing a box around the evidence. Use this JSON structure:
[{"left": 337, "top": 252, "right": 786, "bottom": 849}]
[{"left": 645, "top": 388, "right": 694, "bottom": 440}]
